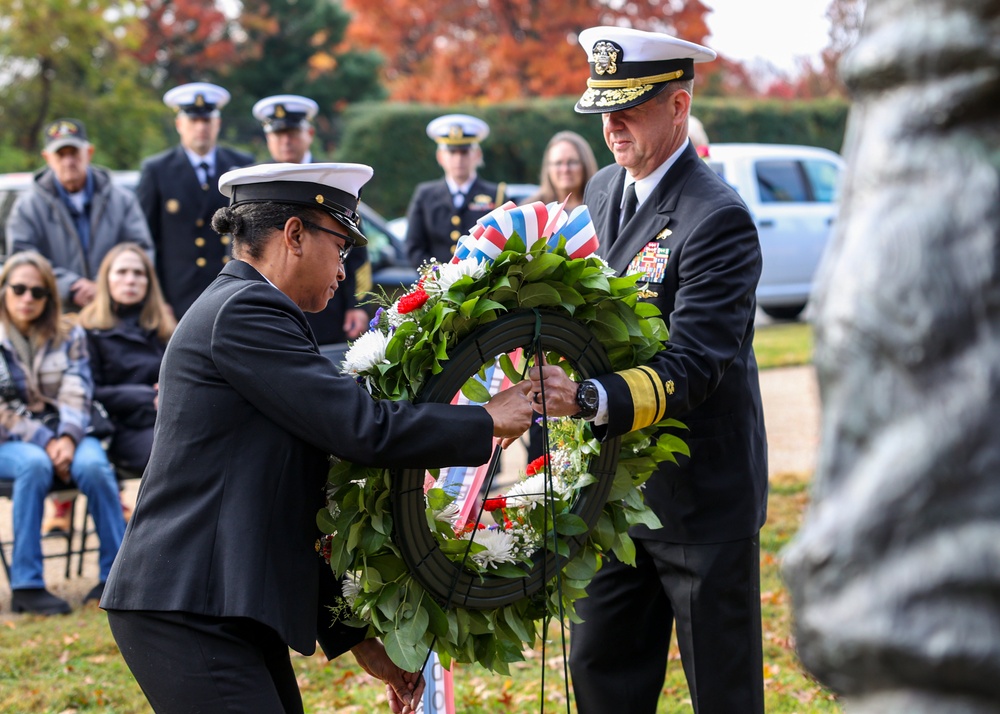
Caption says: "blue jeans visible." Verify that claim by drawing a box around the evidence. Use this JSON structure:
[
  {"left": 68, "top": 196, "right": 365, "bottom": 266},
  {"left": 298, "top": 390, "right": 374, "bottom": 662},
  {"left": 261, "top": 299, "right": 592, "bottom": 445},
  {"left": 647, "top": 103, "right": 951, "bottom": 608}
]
[{"left": 0, "top": 437, "right": 125, "bottom": 589}]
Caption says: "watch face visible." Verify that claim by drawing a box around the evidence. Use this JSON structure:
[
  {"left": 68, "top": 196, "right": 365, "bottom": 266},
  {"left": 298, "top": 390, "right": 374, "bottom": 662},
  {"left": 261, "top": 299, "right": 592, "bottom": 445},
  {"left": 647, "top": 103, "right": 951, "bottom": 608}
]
[{"left": 576, "top": 381, "right": 599, "bottom": 418}]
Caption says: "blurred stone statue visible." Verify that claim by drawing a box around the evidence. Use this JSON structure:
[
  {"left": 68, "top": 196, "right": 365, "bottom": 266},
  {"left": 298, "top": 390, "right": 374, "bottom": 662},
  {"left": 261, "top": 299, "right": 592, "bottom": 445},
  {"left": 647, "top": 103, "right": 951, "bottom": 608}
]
[{"left": 782, "top": 1, "right": 1000, "bottom": 713}]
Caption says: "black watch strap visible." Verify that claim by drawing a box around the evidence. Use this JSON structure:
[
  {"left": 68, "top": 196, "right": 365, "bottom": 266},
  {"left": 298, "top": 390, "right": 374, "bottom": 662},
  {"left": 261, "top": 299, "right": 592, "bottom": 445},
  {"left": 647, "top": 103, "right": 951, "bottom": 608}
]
[{"left": 573, "top": 380, "right": 600, "bottom": 420}]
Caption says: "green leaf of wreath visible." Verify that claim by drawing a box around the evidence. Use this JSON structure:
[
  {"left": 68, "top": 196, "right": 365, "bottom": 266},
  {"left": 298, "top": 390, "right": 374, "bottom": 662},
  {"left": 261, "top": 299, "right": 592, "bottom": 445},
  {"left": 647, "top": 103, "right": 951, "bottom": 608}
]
[{"left": 460, "top": 376, "right": 493, "bottom": 403}]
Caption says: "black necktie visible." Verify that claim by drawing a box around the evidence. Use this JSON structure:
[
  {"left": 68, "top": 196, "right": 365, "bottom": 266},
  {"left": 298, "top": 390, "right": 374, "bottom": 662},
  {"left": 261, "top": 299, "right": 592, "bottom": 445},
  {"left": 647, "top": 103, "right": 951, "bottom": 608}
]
[
  {"left": 620, "top": 183, "right": 638, "bottom": 230},
  {"left": 453, "top": 190, "right": 466, "bottom": 209},
  {"left": 199, "top": 161, "right": 211, "bottom": 189}
]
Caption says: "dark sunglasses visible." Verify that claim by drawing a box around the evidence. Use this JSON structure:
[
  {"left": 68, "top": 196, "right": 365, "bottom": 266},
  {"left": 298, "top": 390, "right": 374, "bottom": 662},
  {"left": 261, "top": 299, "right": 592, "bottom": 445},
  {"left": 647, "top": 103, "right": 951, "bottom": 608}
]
[
  {"left": 300, "top": 219, "right": 354, "bottom": 262},
  {"left": 7, "top": 284, "right": 49, "bottom": 300}
]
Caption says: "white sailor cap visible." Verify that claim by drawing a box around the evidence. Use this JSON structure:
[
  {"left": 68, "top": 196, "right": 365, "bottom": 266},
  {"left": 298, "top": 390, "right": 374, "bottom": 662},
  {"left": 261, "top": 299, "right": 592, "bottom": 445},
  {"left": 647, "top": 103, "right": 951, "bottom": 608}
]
[
  {"left": 575, "top": 26, "right": 716, "bottom": 114},
  {"left": 218, "top": 163, "right": 374, "bottom": 247},
  {"left": 252, "top": 95, "right": 319, "bottom": 133},
  {"left": 163, "top": 83, "right": 231, "bottom": 117},
  {"left": 426, "top": 114, "right": 490, "bottom": 149}
]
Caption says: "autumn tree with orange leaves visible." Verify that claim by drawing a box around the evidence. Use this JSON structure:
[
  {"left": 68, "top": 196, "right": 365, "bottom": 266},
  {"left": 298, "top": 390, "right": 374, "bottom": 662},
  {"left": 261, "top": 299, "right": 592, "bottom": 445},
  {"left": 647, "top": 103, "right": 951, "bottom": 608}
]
[{"left": 341, "top": 0, "right": 716, "bottom": 103}]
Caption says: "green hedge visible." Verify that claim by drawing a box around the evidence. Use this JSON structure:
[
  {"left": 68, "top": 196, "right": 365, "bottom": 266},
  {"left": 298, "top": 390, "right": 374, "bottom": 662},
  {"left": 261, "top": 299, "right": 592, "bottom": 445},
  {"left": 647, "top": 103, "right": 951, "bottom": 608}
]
[{"left": 333, "top": 97, "right": 850, "bottom": 218}]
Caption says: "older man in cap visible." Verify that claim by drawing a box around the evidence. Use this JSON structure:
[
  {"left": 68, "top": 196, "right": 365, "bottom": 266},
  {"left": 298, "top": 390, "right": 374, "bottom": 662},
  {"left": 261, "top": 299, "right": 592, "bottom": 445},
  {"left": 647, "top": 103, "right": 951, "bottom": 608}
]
[
  {"left": 404, "top": 113, "right": 506, "bottom": 267},
  {"left": 137, "top": 82, "right": 254, "bottom": 318},
  {"left": 6, "top": 118, "right": 153, "bottom": 312},
  {"left": 528, "top": 26, "right": 767, "bottom": 714},
  {"left": 101, "top": 161, "right": 532, "bottom": 714},
  {"left": 252, "top": 94, "right": 370, "bottom": 344}
]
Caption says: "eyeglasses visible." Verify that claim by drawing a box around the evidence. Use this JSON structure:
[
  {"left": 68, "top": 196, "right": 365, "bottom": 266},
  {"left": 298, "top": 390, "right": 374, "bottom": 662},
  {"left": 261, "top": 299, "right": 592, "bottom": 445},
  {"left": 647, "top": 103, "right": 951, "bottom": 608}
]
[
  {"left": 7, "top": 284, "right": 49, "bottom": 300},
  {"left": 300, "top": 219, "right": 354, "bottom": 262}
]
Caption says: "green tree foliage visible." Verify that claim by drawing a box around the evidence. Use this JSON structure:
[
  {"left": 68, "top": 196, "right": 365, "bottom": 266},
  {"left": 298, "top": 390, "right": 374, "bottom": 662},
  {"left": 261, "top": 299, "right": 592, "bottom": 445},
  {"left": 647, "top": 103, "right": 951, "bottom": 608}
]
[
  {"left": 0, "top": 0, "right": 165, "bottom": 171},
  {"left": 221, "top": 0, "right": 386, "bottom": 160}
]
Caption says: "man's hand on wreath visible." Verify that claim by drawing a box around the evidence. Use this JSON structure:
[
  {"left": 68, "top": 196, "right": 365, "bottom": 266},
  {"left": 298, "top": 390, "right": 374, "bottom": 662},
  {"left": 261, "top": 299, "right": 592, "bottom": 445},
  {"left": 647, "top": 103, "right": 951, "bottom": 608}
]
[
  {"left": 350, "top": 638, "right": 425, "bottom": 712},
  {"left": 483, "top": 381, "right": 533, "bottom": 448},
  {"left": 528, "top": 359, "right": 581, "bottom": 417}
]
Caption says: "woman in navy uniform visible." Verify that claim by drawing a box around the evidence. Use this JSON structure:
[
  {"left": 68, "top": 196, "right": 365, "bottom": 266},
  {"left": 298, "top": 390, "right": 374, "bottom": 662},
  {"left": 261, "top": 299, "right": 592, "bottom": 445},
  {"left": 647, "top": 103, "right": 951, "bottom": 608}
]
[
  {"left": 102, "top": 162, "right": 533, "bottom": 714},
  {"left": 404, "top": 114, "right": 505, "bottom": 267},
  {"left": 137, "top": 82, "right": 254, "bottom": 318}
]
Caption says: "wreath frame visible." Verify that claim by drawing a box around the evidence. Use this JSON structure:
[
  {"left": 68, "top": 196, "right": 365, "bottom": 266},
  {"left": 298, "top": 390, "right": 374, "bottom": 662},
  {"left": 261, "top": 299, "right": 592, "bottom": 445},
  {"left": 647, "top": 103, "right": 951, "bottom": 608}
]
[{"left": 393, "top": 308, "right": 621, "bottom": 610}]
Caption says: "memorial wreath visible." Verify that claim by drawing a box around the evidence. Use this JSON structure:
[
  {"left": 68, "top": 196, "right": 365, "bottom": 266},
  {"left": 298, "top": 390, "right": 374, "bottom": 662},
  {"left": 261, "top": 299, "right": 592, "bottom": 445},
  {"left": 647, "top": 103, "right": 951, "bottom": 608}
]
[{"left": 318, "top": 201, "right": 689, "bottom": 673}]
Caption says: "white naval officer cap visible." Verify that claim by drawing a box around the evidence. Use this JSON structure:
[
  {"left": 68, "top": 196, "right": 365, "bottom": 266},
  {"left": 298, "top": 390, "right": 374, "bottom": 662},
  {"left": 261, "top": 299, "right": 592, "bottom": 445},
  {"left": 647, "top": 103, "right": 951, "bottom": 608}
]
[
  {"left": 163, "top": 82, "right": 231, "bottom": 118},
  {"left": 252, "top": 95, "right": 319, "bottom": 133},
  {"left": 426, "top": 114, "right": 490, "bottom": 150},
  {"left": 575, "top": 26, "right": 716, "bottom": 114},
  {"left": 218, "top": 163, "right": 374, "bottom": 247}
]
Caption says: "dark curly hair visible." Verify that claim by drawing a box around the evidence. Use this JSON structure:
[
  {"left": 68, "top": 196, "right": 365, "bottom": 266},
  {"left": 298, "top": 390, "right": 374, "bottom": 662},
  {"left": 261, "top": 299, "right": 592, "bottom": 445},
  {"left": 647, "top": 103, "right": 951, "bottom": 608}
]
[{"left": 212, "top": 203, "right": 329, "bottom": 260}]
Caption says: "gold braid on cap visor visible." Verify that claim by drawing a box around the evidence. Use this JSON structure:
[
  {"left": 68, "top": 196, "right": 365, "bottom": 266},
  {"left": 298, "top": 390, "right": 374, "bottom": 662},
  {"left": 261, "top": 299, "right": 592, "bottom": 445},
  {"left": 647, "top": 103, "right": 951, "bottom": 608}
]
[
  {"left": 586, "top": 69, "right": 685, "bottom": 89},
  {"left": 579, "top": 69, "right": 685, "bottom": 109}
]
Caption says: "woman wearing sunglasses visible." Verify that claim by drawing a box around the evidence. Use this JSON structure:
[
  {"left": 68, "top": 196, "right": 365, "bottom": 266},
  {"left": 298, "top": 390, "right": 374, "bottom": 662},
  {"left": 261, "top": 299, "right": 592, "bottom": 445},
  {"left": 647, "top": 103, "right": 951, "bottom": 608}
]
[{"left": 0, "top": 251, "right": 125, "bottom": 615}]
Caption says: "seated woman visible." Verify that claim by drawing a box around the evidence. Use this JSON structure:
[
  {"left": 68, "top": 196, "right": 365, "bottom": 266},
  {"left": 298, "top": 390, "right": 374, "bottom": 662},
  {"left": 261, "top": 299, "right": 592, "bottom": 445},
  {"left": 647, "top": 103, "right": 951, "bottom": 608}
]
[
  {"left": 0, "top": 251, "right": 125, "bottom": 615},
  {"left": 78, "top": 243, "right": 175, "bottom": 475}
]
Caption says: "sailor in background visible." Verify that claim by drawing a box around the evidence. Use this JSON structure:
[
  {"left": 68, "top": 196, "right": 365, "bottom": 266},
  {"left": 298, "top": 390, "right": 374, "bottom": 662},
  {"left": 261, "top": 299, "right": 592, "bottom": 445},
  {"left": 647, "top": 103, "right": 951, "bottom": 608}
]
[
  {"left": 404, "top": 114, "right": 505, "bottom": 267},
  {"left": 137, "top": 82, "right": 254, "bottom": 318},
  {"left": 252, "top": 94, "right": 369, "bottom": 343}
]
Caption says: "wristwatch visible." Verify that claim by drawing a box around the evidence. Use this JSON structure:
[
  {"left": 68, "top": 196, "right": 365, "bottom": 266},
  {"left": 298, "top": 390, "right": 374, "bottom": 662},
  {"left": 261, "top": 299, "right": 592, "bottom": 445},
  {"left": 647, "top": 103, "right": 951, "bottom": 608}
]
[{"left": 573, "top": 380, "right": 600, "bottom": 420}]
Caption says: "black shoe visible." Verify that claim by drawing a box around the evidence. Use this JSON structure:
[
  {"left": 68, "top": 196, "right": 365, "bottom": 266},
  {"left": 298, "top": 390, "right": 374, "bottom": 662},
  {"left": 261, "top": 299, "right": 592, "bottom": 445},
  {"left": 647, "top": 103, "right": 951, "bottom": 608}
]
[
  {"left": 11, "top": 588, "right": 72, "bottom": 615},
  {"left": 83, "top": 582, "right": 105, "bottom": 604}
]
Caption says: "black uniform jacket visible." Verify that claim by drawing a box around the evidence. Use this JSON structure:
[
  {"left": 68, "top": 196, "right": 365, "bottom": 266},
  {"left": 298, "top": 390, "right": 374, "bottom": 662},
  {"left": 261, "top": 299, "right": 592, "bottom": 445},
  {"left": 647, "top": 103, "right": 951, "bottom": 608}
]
[
  {"left": 137, "top": 145, "right": 254, "bottom": 318},
  {"left": 101, "top": 260, "right": 494, "bottom": 656},
  {"left": 86, "top": 308, "right": 164, "bottom": 431},
  {"left": 587, "top": 143, "right": 768, "bottom": 544},
  {"left": 404, "top": 177, "right": 503, "bottom": 266}
]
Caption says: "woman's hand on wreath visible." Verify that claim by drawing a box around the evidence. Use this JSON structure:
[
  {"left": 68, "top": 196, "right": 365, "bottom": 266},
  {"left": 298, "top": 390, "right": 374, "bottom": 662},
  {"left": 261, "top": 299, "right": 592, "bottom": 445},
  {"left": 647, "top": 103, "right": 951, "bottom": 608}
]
[
  {"left": 350, "top": 638, "right": 424, "bottom": 712},
  {"left": 528, "top": 361, "right": 581, "bottom": 417},
  {"left": 483, "top": 381, "right": 533, "bottom": 447}
]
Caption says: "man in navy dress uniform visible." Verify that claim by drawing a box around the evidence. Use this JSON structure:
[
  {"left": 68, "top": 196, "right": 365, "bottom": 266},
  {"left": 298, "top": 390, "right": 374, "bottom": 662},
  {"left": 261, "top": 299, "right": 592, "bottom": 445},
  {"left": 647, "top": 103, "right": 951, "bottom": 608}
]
[
  {"left": 137, "top": 82, "right": 254, "bottom": 318},
  {"left": 252, "top": 94, "right": 369, "bottom": 344},
  {"left": 404, "top": 114, "right": 505, "bottom": 267},
  {"left": 529, "top": 26, "right": 768, "bottom": 714}
]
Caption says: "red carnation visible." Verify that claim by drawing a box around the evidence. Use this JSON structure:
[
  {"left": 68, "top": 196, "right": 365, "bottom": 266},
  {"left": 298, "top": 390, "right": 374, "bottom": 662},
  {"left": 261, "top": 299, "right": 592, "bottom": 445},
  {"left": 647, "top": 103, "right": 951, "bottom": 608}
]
[
  {"left": 525, "top": 454, "right": 549, "bottom": 476},
  {"left": 397, "top": 288, "right": 429, "bottom": 314},
  {"left": 484, "top": 497, "right": 507, "bottom": 511}
]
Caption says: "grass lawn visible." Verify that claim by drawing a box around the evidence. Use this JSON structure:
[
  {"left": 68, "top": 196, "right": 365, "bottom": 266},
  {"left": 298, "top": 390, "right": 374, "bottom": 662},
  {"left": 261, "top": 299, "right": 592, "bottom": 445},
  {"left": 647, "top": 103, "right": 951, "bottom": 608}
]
[
  {"left": 0, "top": 320, "right": 822, "bottom": 711},
  {"left": 754, "top": 320, "right": 813, "bottom": 369},
  {"left": 0, "top": 469, "right": 839, "bottom": 713}
]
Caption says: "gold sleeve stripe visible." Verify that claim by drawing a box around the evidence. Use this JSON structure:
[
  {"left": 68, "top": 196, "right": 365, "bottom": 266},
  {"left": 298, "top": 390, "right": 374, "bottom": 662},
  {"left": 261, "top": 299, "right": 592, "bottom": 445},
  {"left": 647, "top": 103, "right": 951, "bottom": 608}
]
[
  {"left": 354, "top": 261, "right": 372, "bottom": 296},
  {"left": 620, "top": 365, "right": 668, "bottom": 432}
]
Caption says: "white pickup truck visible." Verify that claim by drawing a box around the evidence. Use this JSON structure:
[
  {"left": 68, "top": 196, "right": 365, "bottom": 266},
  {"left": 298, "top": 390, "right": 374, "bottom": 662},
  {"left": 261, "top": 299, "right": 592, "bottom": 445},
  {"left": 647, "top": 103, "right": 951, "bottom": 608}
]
[{"left": 705, "top": 143, "right": 845, "bottom": 320}]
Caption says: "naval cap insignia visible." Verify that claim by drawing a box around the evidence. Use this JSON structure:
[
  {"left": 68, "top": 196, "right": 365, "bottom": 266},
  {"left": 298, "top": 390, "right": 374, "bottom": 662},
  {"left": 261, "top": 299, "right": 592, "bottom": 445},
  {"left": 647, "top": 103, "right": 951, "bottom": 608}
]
[{"left": 592, "top": 40, "right": 621, "bottom": 75}]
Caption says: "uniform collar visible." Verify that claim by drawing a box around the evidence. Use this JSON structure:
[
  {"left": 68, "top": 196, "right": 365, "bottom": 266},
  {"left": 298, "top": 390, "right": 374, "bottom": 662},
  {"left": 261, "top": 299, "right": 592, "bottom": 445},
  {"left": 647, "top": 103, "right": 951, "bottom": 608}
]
[{"left": 623, "top": 138, "right": 690, "bottom": 208}]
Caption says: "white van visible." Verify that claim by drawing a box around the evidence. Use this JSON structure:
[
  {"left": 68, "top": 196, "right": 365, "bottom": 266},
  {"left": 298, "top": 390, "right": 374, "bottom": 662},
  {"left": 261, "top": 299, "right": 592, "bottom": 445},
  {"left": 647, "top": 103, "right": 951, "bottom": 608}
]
[{"left": 705, "top": 143, "right": 844, "bottom": 320}]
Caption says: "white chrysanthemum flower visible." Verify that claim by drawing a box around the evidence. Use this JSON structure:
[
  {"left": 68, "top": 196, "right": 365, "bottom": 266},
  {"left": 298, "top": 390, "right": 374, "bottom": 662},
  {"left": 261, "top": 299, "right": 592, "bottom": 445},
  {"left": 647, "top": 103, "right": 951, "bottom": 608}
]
[
  {"left": 340, "top": 330, "right": 390, "bottom": 376},
  {"left": 341, "top": 573, "right": 361, "bottom": 606},
  {"left": 425, "top": 258, "right": 485, "bottom": 296},
  {"left": 462, "top": 528, "right": 517, "bottom": 568},
  {"left": 433, "top": 500, "right": 461, "bottom": 524},
  {"left": 504, "top": 473, "right": 568, "bottom": 509}
]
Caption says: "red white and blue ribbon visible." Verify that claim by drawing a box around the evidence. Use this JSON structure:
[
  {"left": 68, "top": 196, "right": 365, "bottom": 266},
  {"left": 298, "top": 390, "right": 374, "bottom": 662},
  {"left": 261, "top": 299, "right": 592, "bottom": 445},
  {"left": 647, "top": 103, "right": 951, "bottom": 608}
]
[{"left": 451, "top": 199, "right": 599, "bottom": 265}]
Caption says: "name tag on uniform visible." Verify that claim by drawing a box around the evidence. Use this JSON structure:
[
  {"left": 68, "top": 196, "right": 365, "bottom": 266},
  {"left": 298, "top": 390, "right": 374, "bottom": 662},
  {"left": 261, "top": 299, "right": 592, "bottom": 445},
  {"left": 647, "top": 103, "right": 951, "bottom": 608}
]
[{"left": 627, "top": 241, "right": 671, "bottom": 284}]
